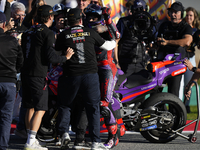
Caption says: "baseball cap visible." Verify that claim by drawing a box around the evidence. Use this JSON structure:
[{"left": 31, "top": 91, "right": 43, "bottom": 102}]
[
  {"left": 0, "top": 12, "right": 6, "bottom": 23},
  {"left": 68, "top": 8, "right": 82, "bottom": 22},
  {"left": 168, "top": 1, "right": 184, "bottom": 12},
  {"left": 132, "top": 0, "right": 146, "bottom": 10},
  {"left": 37, "top": 5, "right": 58, "bottom": 16}
]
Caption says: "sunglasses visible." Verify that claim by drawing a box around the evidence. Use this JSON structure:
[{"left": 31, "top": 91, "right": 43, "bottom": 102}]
[{"left": 90, "top": 1, "right": 99, "bottom": 5}]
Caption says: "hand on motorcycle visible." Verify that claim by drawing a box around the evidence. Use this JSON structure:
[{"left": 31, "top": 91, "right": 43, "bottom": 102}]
[
  {"left": 184, "top": 59, "right": 193, "bottom": 71},
  {"left": 65, "top": 47, "right": 74, "bottom": 60}
]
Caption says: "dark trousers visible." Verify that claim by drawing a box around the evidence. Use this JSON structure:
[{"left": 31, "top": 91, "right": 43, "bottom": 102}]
[
  {"left": 165, "top": 75, "right": 182, "bottom": 97},
  {"left": 71, "top": 95, "right": 88, "bottom": 141},
  {"left": 16, "top": 88, "right": 26, "bottom": 131},
  {"left": 16, "top": 103, "right": 26, "bottom": 131},
  {"left": 57, "top": 73, "right": 101, "bottom": 142},
  {"left": 0, "top": 82, "right": 16, "bottom": 150}
]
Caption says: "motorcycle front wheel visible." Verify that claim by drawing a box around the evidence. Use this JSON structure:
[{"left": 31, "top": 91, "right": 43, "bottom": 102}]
[{"left": 140, "top": 92, "right": 187, "bottom": 143}]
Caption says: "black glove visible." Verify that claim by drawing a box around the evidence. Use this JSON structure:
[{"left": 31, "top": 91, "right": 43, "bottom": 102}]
[{"left": 102, "top": 7, "right": 111, "bottom": 21}]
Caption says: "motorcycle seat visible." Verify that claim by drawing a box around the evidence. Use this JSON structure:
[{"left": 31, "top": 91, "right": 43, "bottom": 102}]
[{"left": 124, "top": 69, "right": 153, "bottom": 89}]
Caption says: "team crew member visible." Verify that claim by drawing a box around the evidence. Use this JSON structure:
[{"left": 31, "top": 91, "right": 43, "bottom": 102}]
[
  {"left": 157, "top": 1, "right": 193, "bottom": 97},
  {"left": 21, "top": 5, "right": 74, "bottom": 150},
  {"left": 0, "top": 12, "right": 23, "bottom": 150},
  {"left": 84, "top": 4, "right": 125, "bottom": 149},
  {"left": 55, "top": 8, "right": 116, "bottom": 150}
]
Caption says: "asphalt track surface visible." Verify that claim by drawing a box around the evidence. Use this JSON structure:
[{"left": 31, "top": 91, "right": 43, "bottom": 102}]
[{"left": 8, "top": 131, "right": 200, "bottom": 150}]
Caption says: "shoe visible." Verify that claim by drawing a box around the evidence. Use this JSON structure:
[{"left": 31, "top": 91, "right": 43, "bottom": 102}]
[
  {"left": 35, "top": 139, "right": 47, "bottom": 147},
  {"left": 104, "top": 124, "right": 119, "bottom": 149},
  {"left": 55, "top": 136, "right": 61, "bottom": 146},
  {"left": 91, "top": 142, "right": 108, "bottom": 150},
  {"left": 72, "top": 139, "right": 91, "bottom": 150},
  {"left": 186, "top": 106, "right": 191, "bottom": 113},
  {"left": 104, "top": 136, "right": 119, "bottom": 149},
  {"left": 24, "top": 140, "right": 48, "bottom": 150},
  {"left": 14, "top": 129, "right": 27, "bottom": 139},
  {"left": 61, "top": 132, "right": 71, "bottom": 149}
]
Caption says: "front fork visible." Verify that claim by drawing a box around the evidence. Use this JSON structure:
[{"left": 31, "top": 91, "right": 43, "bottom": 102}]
[{"left": 171, "top": 81, "right": 200, "bottom": 143}]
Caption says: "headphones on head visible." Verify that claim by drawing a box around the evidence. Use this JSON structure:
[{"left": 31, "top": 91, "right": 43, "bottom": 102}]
[
  {"left": 168, "top": 1, "right": 186, "bottom": 19},
  {"left": 146, "top": 5, "right": 150, "bottom": 13}
]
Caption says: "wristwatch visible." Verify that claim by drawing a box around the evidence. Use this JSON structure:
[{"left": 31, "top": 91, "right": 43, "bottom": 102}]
[{"left": 192, "top": 67, "right": 197, "bottom": 72}]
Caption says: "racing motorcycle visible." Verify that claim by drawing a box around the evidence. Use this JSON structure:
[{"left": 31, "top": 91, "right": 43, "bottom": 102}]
[{"left": 37, "top": 53, "right": 199, "bottom": 143}]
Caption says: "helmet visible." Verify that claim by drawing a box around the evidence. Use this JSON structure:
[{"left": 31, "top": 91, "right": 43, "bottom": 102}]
[
  {"left": 53, "top": 3, "right": 65, "bottom": 15},
  {"left": 84, "top": 4, "right": 105, "bottom": 28}
]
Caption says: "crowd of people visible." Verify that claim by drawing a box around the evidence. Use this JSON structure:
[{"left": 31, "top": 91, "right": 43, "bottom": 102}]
[{"left": 0, "top": 0, "right": 200, "bottom": 150}]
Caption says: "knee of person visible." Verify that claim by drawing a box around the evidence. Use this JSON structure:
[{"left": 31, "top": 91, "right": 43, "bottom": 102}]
[{"left": 100, "top": 106, "right": 110, "bottom": 119}]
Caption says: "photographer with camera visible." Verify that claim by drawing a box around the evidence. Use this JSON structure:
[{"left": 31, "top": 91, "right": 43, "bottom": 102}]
[
  {"left": 116, "top": 0, "right": 156, "bottom": 77},
  {"left": 157, "top": 1, "right": 193, "bottom": 97},
  {"left": 6, "top": 2, "right": 27, "bottom": 43}
]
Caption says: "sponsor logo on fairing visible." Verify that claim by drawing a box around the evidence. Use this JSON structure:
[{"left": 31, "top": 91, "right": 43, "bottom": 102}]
[
  {"left": 159, "top": 68, "right": 169, "bottom": 75},
  {"left": 141, "top": 83, "right": 156, "bottom": 90},
  {"left": 171, "top": 67, "right": 186, "bottom": 76},
  {"left": 141, "top": 115, "right": 151, "bottom": 119},
  {"left": 140, "top": 125, "right": 157, "bottom": 131}
]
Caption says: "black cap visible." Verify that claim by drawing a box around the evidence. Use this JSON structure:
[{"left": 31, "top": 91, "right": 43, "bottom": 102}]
[
  {"left": 68, "top": 8, "right": 82, "bottom": 22},
  {"left": 37, "top": 5, "right": 58, "bottom": 16},
  {"left": 168, "top": 1, "right": 184, "bottom": 12},
  {"left": 0, "top": 12, "right": 6, "bottom": 23}
]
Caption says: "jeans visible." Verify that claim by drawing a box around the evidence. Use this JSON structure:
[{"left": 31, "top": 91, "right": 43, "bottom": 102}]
[
  {"left": 0, "top": 82, "right": 16, "bottom": 150},
  {"left": 57, "top": 73, "right": 101, "bottom": 142}
]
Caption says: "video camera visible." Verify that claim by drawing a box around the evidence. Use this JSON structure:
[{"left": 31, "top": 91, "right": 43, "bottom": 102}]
[{"left": 129, "top": 10, "right": 157, "bottom": 41}]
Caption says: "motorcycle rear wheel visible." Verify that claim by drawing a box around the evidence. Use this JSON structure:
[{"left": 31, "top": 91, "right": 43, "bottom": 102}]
[{"left": 140, "top": 92, "right": 187, "bottom": 143}]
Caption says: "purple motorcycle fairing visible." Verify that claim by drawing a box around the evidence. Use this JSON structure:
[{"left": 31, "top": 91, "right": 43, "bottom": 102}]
[{"left": 112, "top": 54, "right": 186, "bottom": 105}]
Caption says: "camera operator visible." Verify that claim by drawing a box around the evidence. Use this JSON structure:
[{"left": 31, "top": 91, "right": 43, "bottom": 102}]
[
  {"left": 116, "top": 0, "right": 155, "bottom": 77},
  {"left": 6, "top": 2, "right": 27, "bottom": 42},
  {"left": 157, "top": 1, "right": 193, "bottom": 97}
]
